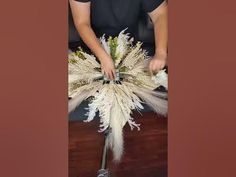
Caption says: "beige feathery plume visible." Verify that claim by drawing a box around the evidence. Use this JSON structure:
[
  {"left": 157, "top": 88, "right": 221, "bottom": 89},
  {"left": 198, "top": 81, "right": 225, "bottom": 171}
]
[
  {"left": 120, "top": 42, "right": 147, "bottom": 69},
  {"left": 108, "top": 98, "right": 124, "bottom": 162},
  {"left": 68, "top": 82, "right": 103, "bottom": 113}
]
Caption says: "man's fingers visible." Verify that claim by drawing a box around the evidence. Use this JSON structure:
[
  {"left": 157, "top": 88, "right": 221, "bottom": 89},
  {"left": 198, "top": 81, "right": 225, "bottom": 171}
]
[
  {"left": 107, "top": 72, "right": 111, "bottom": 80},
  {"left": 152, "top": 63, "right": 157, "bottom": 73},
  {"left": 112, "top": 69, "right": 116, "bottom": 80},
  {"left": 162, "top": 63, "right": 166, "bottom": 69},
  {"left": 103, "top": 69, "right": 116, "bottom": 80},
  {"left": 104, "top": 70, "right": 110, "bottom": 80},
  {"left": 158, "top": 64, "right": 164, "bottom": 71},
  {"left": 149, "top": 58, "right": 167, "bottom": 75},
  {"left": 153, "top": 63, "right": 160, "bottom": 75},
  {"left": 107, "top": 71, "right": 113, "bottom": 80},
  {"left": 111, "top": 70, "right": 115, "bottom": 80}
]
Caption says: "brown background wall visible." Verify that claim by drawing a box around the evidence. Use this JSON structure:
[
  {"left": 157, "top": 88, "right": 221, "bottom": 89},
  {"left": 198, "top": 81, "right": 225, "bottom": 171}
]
[
  {"left": 0, "top": 1, "right": 68, "bottom": 177},
  {"left": 0, "top": 0, "right": 236, "bottom": 177},
  {"left": 168, "top": 0, "right": 236, "bottom": 177}
]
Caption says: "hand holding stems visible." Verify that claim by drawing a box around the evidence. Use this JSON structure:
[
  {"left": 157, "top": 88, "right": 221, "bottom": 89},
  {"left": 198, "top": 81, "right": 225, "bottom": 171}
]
[
  {"left": 148, "top": 1, "right": 168, "bottom": 75},
  {"left": 100, "top": 54, "right": 116, "bottom": 80},
  {"left": 149, "top": 52, "right": 167, "bottom": 75}
]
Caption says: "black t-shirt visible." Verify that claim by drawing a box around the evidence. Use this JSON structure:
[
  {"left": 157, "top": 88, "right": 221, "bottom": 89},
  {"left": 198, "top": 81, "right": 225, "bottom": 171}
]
[{"left": 75, "top": 0, "right": 164, "bottom": 39}]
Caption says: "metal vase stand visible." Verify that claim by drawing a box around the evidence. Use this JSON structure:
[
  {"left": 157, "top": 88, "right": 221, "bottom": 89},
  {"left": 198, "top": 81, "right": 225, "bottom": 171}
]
[{"left": 97, "top": 127, "right": 111, "bottom": 177}]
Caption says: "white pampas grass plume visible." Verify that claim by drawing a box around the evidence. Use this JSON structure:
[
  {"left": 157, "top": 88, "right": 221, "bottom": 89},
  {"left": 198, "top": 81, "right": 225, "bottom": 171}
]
[
  {"left": 68, "top": 89, "right": 91, "bottom": 113},
  {"left": 115, "top": 28, "right": 133, "bottom": 67},
  {"left": 108, "top": 98, "right": 124, "bottom": 162},
  {"left": 100, "top": 35, "right": 110, "bottom": 54},
  {"left": 134, "top": 89, "right": 168, "bottom": 116},
  {"left": 124, "top": 82, "right": 168, "bottom": 116},
  {"left": 68, "top": 83, "right": 102, "bottom": 113},
  {"left": 120, "top": 42, "right": 146, "bottom": 69}
]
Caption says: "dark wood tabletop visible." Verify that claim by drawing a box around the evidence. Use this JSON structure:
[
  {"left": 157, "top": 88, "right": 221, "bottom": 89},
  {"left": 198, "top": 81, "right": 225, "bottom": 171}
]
[{"left": 69, "top": 111, "right": 167, "bottom": 177}]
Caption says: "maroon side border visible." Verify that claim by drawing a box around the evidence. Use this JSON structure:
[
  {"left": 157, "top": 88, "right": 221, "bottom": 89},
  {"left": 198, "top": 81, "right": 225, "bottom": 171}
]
[
  {"left": 169, "top": 0, "right": 236, "bottom": 177},
  {"left": 0, "top": 1, "right": 68, "bottom": 177}
]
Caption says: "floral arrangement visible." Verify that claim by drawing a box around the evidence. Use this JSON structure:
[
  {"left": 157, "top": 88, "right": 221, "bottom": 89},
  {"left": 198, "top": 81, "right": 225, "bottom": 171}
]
[{"left": 68, "top": 30, "right": 168, "bottom": 162}]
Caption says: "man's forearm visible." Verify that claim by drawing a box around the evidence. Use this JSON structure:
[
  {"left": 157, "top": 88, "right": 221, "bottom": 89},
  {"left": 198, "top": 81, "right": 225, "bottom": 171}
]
[
  {"left": 153, "top": 9, "right": 168, "bottom": 57},
  {"left": 76, "top": 23, "right": 109, "bottom": 62}
]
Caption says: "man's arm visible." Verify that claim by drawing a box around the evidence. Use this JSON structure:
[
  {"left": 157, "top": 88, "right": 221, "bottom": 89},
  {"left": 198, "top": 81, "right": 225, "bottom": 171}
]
[
  {"left": 69, "top": 0, "right": 116, "bottom": 80},
  {"left": 148, "top": 1, "right": 168, "bottom": 73}
]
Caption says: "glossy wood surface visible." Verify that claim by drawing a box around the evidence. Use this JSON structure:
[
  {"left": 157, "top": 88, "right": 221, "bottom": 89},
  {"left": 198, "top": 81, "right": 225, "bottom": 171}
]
[{"left": 69, "top": 112, "right": 167, "bottom": 177}]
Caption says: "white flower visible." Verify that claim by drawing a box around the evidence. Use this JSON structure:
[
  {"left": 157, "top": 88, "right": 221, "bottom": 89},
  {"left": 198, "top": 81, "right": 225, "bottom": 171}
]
[{"left": 152, "top": 69, "right": 168, "bottom": 89}]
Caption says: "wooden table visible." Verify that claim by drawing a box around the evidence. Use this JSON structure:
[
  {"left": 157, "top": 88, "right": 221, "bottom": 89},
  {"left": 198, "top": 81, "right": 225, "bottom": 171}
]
[{"left": 69, "top": 112, "right": 167, "bottom": 177}]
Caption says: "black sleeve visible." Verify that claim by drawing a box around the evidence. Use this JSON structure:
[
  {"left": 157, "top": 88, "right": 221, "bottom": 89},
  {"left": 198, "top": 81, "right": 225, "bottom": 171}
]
[
  {"left": 74, "top": 0, "right": 90, "bottom": 2},
  {"left": 141, "top": 0, "right": 165, "bottom": 13}
]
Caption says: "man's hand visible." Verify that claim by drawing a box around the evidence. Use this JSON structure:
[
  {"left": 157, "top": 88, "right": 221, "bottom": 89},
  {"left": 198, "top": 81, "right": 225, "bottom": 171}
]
[
  {"left": 148, "top": 1, "right": 168, "bottom": 74},
  {"left": 101, "top": 56, "right": 116, "bottom": 80},
  {"left": 149, "top": 53, "right": 167, "bottom": 74}
]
